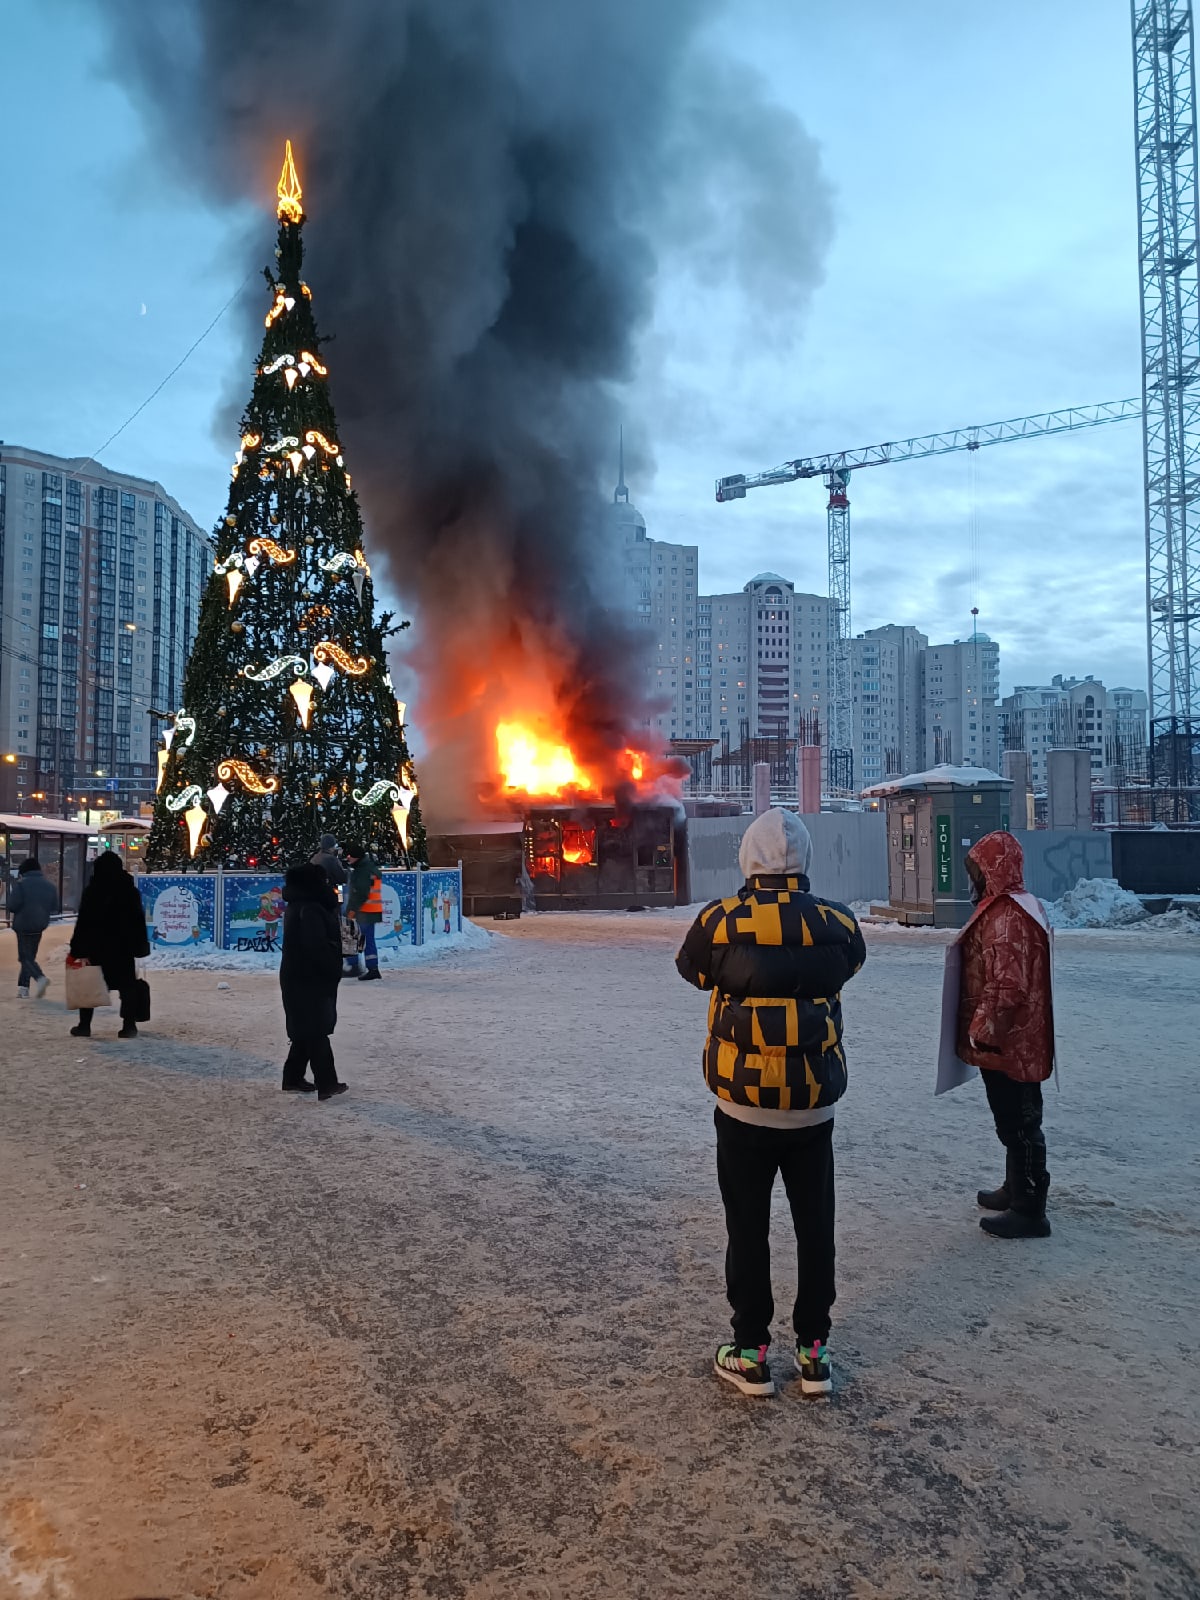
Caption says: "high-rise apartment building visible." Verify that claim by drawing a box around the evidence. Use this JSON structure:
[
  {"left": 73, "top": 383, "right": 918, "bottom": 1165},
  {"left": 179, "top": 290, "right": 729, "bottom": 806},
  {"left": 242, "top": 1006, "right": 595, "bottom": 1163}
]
[
  {"left": 850, "top": 623, "right": 928, "bottom": 786},
  {"left": 700, "top": 575, "right": 833, "bottom": 748},
  {"left": 0, "top": 444, "right": 210, "bottom": 814},
  {"left": 923, "top": 634, "right": 1001, "bottom": 771},
  {"left": 611, "top": 458, "right": 699, "bottom": 741},
  {"left": 1000, "top": 676, "right": 1149, "bottom": 789}
]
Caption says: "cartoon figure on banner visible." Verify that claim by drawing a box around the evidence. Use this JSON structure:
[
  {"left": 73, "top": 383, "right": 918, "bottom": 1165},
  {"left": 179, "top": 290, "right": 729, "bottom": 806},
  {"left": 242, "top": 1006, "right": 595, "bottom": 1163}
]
[
  {"left": 422, "top": 871, "right": 460, "bottom": 940},
  {"left": 223, "top": 874, "right": 287, "bottom": 953},
  {"left": 378, "top": 872, "right": 418, "bottom": 948},
  {"left": 259, "top": 889, "right": 283, "bottom": 948}
]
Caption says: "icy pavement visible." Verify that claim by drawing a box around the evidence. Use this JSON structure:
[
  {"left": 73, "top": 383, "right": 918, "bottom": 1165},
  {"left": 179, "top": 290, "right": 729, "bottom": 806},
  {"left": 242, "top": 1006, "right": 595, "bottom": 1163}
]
[{"left": 0, "top": 916, "right": 1197, "bottom": 1598}]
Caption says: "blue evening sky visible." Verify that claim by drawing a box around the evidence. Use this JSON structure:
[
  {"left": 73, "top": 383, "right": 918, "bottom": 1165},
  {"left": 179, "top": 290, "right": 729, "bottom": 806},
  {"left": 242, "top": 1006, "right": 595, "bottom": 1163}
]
[{"left": 1, "top": 0, "right": 1146, "bottom": 702}]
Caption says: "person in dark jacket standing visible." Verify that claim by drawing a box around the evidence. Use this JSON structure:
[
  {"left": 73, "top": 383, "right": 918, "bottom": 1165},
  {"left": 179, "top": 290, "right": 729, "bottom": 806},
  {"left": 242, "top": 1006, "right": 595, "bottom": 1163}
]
[
  {"left": 343, "top": 842, "right": 383, "bottom": 981},
  {"left": 10, "top": 858, "right": 59, "bottom": 999},
  {"left": 68, "top": 852, "right": 149, "bottom": 1038},
  {"left": 310, "top": 833, "right": 347, "bottom": 892},
  {"left": 677, "top": 808, "right": 866, "bottom": 1400},
  {"left": 279, "top": 863, "right": 347, "bottom": 1100}
]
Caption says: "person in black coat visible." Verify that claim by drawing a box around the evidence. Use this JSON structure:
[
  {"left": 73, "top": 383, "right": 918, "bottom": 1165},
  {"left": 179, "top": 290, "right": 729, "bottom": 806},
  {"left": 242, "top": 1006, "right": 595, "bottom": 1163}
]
[
  {"left": 279, "top": 862, "right": 347, "bottom": 1101},
  {"left": 68, "top": 851, "right": 150, "bottom": 1039}
]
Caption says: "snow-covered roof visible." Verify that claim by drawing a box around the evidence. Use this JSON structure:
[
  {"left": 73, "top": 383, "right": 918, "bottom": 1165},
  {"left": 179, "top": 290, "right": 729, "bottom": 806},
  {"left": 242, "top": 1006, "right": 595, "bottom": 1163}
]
[{"left": 860, "top": 763, "right": 1009, "bottom": 797}]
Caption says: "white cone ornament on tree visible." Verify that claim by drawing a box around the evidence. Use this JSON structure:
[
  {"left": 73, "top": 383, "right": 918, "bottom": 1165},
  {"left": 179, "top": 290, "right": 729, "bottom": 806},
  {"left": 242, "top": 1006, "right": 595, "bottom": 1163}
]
[{"left": 147, "top": 141, "right": 426, "bottom": 871}]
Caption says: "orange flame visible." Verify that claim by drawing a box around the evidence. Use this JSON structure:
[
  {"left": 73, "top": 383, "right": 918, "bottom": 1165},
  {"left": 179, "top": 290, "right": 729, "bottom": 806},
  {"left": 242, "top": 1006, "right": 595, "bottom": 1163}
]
[
  {"left": 277, "top": 139, "right": 303, "bottom": 223},
  {"left": 496, "top": 721, "right": 596, "bottom": 797}
]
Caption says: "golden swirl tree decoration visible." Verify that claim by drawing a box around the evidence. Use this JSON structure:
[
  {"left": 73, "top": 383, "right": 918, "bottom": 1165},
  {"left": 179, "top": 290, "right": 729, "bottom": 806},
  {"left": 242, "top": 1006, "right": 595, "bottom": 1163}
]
[
  {"left": 304, "top": 429, "right": 340, "bottom": 455},
  {"left": 247, "top": 537, "right": 297, "bottom": 565},
  {"left": 216, "top": 759, "right": 281, "bottom": 795},
  {"left": 313, "top": 640, "right": 369, "bottom": 676}
]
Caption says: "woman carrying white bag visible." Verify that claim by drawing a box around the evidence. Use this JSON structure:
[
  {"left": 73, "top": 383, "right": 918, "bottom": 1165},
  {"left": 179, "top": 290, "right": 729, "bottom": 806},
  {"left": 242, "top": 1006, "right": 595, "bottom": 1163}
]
[{"left": 66, "top": 852, "right": 151, "bottom": 1039}]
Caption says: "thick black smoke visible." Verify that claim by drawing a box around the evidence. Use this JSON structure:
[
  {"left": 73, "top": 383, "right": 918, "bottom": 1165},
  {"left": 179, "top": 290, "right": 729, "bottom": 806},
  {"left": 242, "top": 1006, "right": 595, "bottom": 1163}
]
[{"left": 89, "top": 0, "right": 831, "bottom": 818}]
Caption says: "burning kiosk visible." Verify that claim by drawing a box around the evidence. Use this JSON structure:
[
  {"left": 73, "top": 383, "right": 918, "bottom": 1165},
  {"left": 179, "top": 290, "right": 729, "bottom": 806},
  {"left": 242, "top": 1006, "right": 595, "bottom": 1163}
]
[{"left": 525, "top": 804, "right": 678, "bottom": 908}]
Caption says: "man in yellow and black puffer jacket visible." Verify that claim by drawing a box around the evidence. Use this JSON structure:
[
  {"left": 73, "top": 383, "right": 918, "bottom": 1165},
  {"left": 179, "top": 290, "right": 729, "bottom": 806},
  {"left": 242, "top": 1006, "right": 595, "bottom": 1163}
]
[{"left": 676, "top": 807, "right": 866, "bottom": 1400}]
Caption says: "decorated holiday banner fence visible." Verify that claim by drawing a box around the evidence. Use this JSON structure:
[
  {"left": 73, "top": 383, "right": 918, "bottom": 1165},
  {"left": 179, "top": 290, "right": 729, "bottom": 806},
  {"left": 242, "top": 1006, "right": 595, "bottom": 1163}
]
[{"left": 138, "top": 867, "right": 460, "bottom": 959}]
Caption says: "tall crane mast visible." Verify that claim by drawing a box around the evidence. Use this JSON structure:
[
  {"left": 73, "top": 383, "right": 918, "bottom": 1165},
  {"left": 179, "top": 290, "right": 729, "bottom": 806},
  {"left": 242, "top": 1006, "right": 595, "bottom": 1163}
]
[
  {"left": 1133, "top": 1, "right": 1200, "bottom": 819},
  {"left": 716, "top": 399, "right": 1142, "bottom": 792}
]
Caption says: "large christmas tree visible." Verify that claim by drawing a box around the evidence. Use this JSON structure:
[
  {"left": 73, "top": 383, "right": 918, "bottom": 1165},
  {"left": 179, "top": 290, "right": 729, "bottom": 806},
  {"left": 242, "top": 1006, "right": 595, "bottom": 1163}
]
[{"left": 148, "top": 142, "right": 426, "bottom": 871}]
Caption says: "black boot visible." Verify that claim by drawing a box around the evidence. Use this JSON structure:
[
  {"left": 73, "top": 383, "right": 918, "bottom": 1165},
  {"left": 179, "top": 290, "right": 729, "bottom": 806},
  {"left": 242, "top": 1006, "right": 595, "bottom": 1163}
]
[
  {"left": 980, "top": 1209, "right": 1051, "bottom": 1239},
  {"left": 977, "top": 1183, "right": 1010, "bottom": 1211}
]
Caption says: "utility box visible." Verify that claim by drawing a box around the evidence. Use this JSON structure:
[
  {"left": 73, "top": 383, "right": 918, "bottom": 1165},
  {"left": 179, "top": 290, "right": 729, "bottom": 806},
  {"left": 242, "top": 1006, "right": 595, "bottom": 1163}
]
[{"left": 862, "top": 765, "right": 1013, "bottom": 928}]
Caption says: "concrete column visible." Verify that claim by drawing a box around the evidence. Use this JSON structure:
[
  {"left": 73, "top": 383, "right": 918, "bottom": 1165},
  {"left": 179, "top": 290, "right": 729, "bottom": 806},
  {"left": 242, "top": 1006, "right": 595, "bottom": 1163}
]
[
  {"left": 798, "top": 745, "right": 821, "bottom": 815},
  {"left": 752, "top": 762, "right": 771, "bottom": 816},
  {"left": 1046, "top": 748, "right": 1092, "bottom": 831},
  {"left": 1002, "top": 749, "right": 1033, "bottom": 830}
]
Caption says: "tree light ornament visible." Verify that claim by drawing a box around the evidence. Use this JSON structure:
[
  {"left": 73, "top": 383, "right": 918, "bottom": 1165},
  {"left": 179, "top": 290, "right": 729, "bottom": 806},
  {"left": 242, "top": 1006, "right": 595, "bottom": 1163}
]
[
  {"left": 353, "top": 779, "right": 402, "bottom": 807},
  {"left": 288, "top": 451, "right": 305, "bottom": 474},
  {"left": 247, "top": 537, "right": 297, "bottom": 565},
  {"left": 217, "top": 758, "right": 281, "bottom": 795},
  {"left": 242, "top": 654, "right": 308, "bottom": 683},
  {"left": 206, "top": 782, "right": 230, "bottom": 815},
  {"left": 391, "top": 803, "right": 411, "bottom": 848},
  {"left": 226, "top": 570, "right": 244, "bottom": 605},
  {"left": 277, "top": 138, "right": 304, "bottom": 223},
  {"left": 265, "top": 433, "right": 300, "bottom": 454},
  {"left": 299, "top": 349, "right": 327, "bottom": 375},
  {"left": 185, "top": 805, "right": 208, "bottom": 857},
  {"left": 312, "top": 662, "right": 335, "bottom": 691},
  {"left": 320, "top": 552, "right": 358, "bottom": 574},
  {"left": 165, "top": 784, "right": 204, "bottom": 813},
  {"left": 156, "top": 749, "right": 170, "bottom": 792},
  {"left": 261, "top": 353, "right": 295, "bottom": 375},
  {"left": 289, "top": 677, "right": 314, "bottom": 729},
  {"left": 305, "top": 429, "right": 339, "bottom": 455},
  {"left": 314, "top": 640, "right": 369, "bottom": 676},
  {"left": 174, "top": 714, "right": 197, "bottom": 747}
]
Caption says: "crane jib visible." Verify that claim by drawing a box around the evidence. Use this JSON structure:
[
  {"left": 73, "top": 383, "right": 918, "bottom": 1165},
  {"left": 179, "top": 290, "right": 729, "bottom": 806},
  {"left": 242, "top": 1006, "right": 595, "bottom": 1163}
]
[{"left": 715, "top": 397, "right": 1143, "bottom": 499}]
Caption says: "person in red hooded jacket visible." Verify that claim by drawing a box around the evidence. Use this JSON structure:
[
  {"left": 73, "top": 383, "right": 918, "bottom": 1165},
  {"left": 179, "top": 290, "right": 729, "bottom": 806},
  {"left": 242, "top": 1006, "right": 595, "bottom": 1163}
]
[{"left": 957, "top": 831, "right": 1054, "bottom": 1239}]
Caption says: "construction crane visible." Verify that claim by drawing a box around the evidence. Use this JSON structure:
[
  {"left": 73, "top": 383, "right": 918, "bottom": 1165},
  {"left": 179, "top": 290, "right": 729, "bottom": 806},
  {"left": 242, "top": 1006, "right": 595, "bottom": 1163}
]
[
  {"left": 1133, "top": 1, "right": 1200, "bottom": 820},
  {"left": 716, "top": 398, "right": 1143, "bottom": 792}
]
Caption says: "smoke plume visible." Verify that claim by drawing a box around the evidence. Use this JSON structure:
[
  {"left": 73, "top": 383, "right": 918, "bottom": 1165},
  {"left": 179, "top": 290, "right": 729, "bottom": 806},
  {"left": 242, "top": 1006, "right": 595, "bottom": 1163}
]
[{"left": 88, "top": 0, "right": 832, "bottom": 820}]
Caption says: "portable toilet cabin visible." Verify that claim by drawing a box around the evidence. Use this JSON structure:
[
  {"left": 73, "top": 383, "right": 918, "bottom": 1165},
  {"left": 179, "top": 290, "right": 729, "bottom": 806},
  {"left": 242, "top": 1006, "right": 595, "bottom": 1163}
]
[{"left": 861, "top": 765, "right": 1013, "bottom": 928}]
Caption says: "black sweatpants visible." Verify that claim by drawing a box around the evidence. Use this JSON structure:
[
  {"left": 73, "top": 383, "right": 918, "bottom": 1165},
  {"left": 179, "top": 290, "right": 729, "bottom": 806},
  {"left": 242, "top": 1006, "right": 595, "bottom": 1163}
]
[
  {"left": 282, "top": 1034, "right": 338, "bottom": 1094},
  {"left": 981, "top": 1067, "right": 1049, "bottom": 1214},
  {"left": 714, "top": 1106, "right": 835, "bottom": 1350}
]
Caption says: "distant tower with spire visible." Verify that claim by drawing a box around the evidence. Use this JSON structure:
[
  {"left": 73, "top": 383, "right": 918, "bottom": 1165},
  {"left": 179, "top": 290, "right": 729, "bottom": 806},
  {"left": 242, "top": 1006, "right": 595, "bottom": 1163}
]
[{"left": 608, "top": 425, "right": 646, "bottom": 542}]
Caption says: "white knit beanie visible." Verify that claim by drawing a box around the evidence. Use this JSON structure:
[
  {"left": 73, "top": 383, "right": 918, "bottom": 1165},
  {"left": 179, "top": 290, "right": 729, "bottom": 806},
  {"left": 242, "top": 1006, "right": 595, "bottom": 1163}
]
[{"left": 738, "top": 807, "right": 814, "bottom": 879}]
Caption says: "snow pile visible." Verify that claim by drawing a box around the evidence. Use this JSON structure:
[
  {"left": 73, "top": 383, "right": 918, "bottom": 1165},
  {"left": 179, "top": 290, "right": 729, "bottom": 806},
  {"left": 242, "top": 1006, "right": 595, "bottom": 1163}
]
[
  {"left": 1045, "top": 878, "right": 1149, "bottom": 929},
  {"left": 142, "top": 919, "right": 493, "bottom": 972}
]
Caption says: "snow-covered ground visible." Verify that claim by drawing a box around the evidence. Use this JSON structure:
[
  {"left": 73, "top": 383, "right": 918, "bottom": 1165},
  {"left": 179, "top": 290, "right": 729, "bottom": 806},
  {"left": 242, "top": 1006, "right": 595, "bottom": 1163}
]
[
  {"left": 141, "top": 917, "right": 494, "bottom": 972},
  {"left": 0, "top": 915, "right": 1197, "bottom": 1598}
]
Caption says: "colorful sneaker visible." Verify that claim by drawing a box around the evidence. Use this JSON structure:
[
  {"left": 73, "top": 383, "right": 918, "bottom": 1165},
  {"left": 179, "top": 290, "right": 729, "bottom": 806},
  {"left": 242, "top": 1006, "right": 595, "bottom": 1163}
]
[
  {"left": 713, "top": 1343, "right": 775, "bottom": 1397},
  {"left": 795, "top": 1340, "right": 832, "bottom": 1396}
]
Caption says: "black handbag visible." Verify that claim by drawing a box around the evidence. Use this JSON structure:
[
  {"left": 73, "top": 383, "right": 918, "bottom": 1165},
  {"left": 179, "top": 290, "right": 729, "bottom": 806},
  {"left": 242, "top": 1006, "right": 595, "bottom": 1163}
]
[{"left": 130, "top": 977, "right": 152, "bottom": 1023}]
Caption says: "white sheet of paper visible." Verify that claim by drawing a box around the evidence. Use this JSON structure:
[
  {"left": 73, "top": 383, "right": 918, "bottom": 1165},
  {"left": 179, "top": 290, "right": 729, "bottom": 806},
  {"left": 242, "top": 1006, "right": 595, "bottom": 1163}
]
[{"left": 936, "top": 941, "right": 978, "bottom": 1095}]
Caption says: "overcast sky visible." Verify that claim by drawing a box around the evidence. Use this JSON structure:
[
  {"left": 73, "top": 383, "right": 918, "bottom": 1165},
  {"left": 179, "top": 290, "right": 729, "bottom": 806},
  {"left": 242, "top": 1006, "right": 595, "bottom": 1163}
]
[{"left": 2, "top": 0, "right": 1145, "bottom": 700}]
